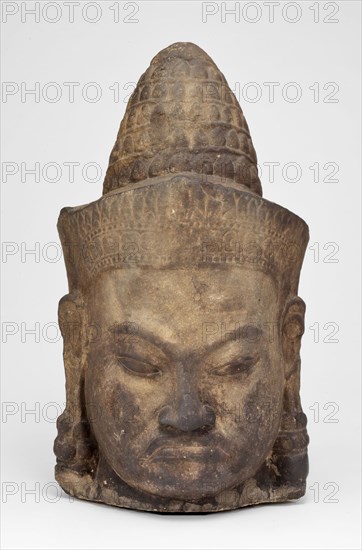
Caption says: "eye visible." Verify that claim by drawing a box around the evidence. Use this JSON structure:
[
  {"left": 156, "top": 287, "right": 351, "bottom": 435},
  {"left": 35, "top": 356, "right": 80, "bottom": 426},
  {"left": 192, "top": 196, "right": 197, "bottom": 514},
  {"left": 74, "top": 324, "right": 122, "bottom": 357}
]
[
  {"left": 117, "top": 356, "right": 162, "bottom": 378},
  {"left": 210, "top": 356, "right": 259, "bottom": 376}
]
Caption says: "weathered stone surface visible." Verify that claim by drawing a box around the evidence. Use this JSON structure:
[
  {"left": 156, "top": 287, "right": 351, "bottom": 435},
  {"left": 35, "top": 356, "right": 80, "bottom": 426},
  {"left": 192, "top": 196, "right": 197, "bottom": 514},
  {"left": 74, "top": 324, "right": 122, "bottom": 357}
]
[{"left": 54, "top": 42, "right": 309, "bottom": 513}]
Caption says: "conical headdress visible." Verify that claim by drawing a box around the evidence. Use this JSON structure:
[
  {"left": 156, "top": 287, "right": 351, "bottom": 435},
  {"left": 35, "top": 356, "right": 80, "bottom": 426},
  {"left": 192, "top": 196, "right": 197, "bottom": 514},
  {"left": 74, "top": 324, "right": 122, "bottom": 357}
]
[
  {"left": 58, "top": 43, "right": 308, "bottom": 294},
  {"left": 103, "top": 42, "right": 262, "bottom": 196}
]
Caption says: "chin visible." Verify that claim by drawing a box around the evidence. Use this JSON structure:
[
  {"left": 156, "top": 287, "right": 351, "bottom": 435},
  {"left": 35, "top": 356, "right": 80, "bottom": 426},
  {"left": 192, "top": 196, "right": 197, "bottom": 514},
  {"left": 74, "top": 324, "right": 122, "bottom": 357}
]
[{"left": 124, "top": 461, "right": 245, "bottom": 501}]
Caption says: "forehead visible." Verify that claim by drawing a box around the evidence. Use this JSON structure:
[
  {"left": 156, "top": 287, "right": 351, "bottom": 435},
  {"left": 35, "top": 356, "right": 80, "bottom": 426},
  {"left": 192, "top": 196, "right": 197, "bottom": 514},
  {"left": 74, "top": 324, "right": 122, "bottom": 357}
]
[{"left": 88, "top": 268, "right": 278, "bottom": 347}]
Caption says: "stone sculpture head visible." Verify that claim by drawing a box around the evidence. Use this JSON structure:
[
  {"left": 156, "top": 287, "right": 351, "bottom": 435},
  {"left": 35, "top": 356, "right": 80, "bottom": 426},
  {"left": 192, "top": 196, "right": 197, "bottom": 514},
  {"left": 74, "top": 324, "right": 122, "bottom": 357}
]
[{"left": 54, "top": 43, "right": 309, "bottom": 512}]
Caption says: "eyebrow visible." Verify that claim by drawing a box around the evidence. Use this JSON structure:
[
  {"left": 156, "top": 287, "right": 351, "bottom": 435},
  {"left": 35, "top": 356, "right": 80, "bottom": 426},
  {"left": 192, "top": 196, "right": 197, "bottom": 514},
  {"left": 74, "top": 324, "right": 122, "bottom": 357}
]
[
  {"left": 109, "top": 323, "right": 262, "bottom": 357},
  {"left": 202, "top": 325, "right": 263, "bottom": 355},
  {"left": 109, "top": 324, "right": 172, "bottom": 353}
]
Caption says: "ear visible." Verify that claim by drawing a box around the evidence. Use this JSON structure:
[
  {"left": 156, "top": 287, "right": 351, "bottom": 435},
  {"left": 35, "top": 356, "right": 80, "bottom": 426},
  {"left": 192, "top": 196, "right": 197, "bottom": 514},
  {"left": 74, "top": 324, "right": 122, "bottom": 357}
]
[
  {"left": 54, "top": 292, "right": 92, "bottom": 472},
  {"left": 282, "top": 297, "right": 306, "bottom": 380},
  {"left": 268, "top": 297, "right": 309, "bottom": 494},
  {"left": 58, "top": 292, "right": 86, "bottom": 360}
]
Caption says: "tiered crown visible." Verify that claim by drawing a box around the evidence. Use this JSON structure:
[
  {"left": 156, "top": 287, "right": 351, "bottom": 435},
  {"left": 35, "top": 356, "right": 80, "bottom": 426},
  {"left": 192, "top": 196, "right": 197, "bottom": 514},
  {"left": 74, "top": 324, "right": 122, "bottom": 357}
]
[{"left": 103, "top": 42, "right": 262, "bottom": 196}]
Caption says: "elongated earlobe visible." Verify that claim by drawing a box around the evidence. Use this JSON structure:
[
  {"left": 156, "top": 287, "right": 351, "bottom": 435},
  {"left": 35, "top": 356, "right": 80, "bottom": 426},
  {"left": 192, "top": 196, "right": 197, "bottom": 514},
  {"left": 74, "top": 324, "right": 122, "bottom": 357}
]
[
  {"left": 54, "top": 292, "right": 97, "bottom": 479},
  {"left": 266, "top": 296, "right": 308, "bottom": 490}
]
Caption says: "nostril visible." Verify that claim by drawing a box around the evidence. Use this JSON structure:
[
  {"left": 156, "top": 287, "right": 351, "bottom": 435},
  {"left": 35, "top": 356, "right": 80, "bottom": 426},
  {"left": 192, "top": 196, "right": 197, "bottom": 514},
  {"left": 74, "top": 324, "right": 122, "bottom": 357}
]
[
  {"left": 158, "top": 405, "right": 174, "bottom": 427},
  {"left": 158, "top": 402, "right": 215, "bottom": 433}
]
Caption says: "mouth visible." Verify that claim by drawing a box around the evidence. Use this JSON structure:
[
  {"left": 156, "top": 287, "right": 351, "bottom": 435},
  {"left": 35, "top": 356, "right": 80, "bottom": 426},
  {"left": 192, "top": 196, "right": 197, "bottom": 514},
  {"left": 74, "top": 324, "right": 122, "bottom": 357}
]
[{"left": 143, "top": 437, "right": 229, "bottom": 461}]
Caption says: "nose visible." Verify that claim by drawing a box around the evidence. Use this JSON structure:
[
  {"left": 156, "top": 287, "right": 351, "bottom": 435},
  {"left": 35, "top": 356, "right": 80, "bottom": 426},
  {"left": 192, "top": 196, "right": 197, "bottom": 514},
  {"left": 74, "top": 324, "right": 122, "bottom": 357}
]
[{"left": 158, "top": 378, "right": 215, "bottom": 433}]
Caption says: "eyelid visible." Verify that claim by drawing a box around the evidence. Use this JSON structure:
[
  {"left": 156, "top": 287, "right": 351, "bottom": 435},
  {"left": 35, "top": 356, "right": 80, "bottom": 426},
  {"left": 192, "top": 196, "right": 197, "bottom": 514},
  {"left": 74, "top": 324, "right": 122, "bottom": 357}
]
[
  {"left": 111, "top": 331, "right": 169, "bottom": 363},
  {"left": 210, "top": 355, "right": 259, "bottom": 376},
  {"left": 117, "top": 356, "right": 162, "bottom": 378}
]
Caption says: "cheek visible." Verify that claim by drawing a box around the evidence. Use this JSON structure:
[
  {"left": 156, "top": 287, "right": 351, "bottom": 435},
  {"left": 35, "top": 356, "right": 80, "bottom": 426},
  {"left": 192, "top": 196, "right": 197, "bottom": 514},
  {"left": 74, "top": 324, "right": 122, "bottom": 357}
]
[
  {"left": 85, "top": 355, "right": 165, "bottom": 441},
  {"left": 204, "top": 351, "right": 284, "bottom": 434},
  {"left": 108, "top": 383, "right": 163, "bottom": 440}
]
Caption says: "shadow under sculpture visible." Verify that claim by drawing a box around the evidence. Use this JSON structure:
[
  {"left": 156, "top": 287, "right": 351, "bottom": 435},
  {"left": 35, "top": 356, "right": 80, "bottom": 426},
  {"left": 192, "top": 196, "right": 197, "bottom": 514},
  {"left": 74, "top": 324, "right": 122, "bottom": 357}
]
[{"left": 54, "top": 42, "right": 310, "bottom": 513}]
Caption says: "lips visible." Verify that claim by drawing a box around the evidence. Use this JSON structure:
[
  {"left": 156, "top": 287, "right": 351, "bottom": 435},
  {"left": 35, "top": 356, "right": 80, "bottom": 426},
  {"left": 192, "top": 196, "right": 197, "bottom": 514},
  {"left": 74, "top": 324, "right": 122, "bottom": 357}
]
[{"left": 143, "top": 436, "right": 229, "bottom": 461}]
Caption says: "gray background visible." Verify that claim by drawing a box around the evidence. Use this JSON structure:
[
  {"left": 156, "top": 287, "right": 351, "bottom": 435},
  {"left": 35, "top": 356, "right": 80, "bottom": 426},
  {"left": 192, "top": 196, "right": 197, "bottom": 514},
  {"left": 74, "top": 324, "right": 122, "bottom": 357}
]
[{"left": 1, "top": 1, "right": 361, "bottom": 548}]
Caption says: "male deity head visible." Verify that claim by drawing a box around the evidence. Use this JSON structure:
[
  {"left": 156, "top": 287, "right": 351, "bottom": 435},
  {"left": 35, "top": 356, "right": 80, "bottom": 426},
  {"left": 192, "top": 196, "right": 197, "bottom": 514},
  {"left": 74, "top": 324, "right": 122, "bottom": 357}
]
[{"left": 54, "top": 43, "right": 309, "bottom": 512}]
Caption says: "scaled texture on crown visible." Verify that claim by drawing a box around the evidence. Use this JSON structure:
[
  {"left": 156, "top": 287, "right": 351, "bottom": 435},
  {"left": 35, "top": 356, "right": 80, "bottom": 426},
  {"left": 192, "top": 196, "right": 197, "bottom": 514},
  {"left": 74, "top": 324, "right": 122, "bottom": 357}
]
[{"left": 102, "top": 42, "right": 262, "bottom": 196}]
